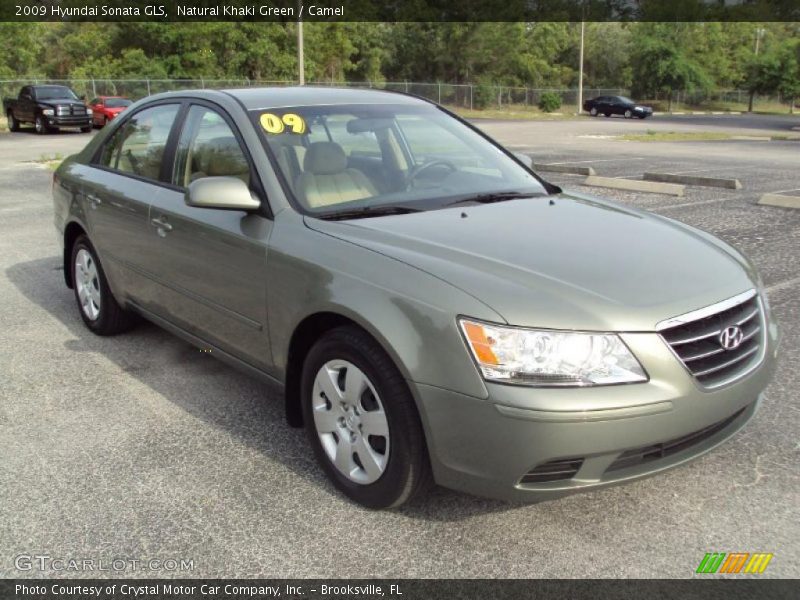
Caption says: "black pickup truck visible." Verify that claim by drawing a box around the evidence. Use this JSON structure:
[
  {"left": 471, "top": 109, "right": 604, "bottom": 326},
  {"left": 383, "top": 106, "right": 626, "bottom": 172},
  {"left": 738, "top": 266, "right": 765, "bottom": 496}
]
[{"left": 4, "top": 85, "right": 92, "bottom": 134}]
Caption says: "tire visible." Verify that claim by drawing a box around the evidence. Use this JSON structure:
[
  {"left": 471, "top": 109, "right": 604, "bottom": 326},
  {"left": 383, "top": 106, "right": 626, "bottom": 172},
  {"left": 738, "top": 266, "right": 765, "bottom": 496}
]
[
  {"left": 589, "top": 107, "right": 597, "bottom": 116},
  {"left": 7, "top": 111, "right": 19, "bottom": 132},
  {"left": 70, "top": 235, "right": 135, "bottom": 335},
  {"left": 34, "top": 115, "right": 49, "bottom": 134},
  {"left": 624, "top": 109, "right": 633, "bottom": 119},
  {"left": 301, "top": 326, "right": 431, "bottom": 509},
  {"left": 81, "top": 126, "right": 91, "bottom": 133}
]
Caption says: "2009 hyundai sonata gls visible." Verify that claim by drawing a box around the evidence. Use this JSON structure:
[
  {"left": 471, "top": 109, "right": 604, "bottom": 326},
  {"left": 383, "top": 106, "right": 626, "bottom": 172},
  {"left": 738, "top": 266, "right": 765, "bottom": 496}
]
[{"left": 53, "top": 87, "right": 778, "bottom": 508}]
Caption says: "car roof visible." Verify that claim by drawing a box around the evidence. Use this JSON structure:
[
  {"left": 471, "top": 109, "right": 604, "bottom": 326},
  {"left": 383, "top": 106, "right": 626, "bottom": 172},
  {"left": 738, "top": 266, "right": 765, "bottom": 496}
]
[{"left": 220, "top": 86, "right": 430, "bottom": 110}]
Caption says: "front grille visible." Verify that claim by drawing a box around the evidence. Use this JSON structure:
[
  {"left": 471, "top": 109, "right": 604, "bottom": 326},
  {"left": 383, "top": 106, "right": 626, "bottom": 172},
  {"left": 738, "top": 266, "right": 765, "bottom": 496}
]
[
  {"left": 56, "top": 105, "right": 87, "bottom": 116},
  {"left": 658, "top": 291, "right": 763, "bottom": 388},
  {"left": 607, "top": 406, "right": 746, "bottom": 472},
  {"left": 520, "top": 457, "right": 584, "bottom": 484}
]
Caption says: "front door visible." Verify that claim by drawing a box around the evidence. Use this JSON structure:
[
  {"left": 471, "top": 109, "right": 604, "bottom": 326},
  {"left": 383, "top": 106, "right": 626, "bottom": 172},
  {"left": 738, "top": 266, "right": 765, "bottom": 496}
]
[{"left": 138, "top": 103, "right": 273, "bottom": 369}]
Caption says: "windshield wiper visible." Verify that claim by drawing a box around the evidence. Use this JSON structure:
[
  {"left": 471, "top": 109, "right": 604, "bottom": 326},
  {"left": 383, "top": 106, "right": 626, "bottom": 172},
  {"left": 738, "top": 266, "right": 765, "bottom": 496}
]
[
  {"left": 445, "top": 191, "right": 544, "bottom": 207},
  {"left": 317, "top": 205, "right": 424, "bottom": 221}
]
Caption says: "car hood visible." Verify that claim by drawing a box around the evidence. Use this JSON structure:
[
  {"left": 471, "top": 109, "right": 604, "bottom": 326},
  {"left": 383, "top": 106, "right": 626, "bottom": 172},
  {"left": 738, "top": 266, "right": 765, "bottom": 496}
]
[
  {"left": 41, "top": 99, "right": 84, "bottom": 106},
  {"left": 304, "top": 192, "right": 756, "bottom": 331}
]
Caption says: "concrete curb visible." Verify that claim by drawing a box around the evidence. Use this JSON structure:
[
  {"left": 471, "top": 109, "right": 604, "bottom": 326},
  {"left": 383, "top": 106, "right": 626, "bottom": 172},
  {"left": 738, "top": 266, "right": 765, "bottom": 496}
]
[
  {"left": 533, "top": 163, "right": 597, "bottom": 176},
  {"left": 643, "top": 172, "right": 742, "bottom": 190},
  {"left": 758, "top": 194, "right": 800, "bottom": 209},
  {"left": 582, "top": 176, "right": 684, "bottom": 196},
  {"left": 731, "top": 135, "right": 771, "bottom": 141}
]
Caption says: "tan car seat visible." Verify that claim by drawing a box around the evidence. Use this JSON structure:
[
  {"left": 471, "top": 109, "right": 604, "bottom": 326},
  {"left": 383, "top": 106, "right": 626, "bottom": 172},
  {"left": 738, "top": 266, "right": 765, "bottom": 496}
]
[{"left": 295, "top": 142, "right": 376, "bottom": 208}]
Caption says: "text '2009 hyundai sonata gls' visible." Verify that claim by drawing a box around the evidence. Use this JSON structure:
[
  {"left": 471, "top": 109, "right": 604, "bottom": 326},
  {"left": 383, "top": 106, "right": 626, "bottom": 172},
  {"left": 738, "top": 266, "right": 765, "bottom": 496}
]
[{"left": 53, "top": 87, "right": 779, "bottom": 508}]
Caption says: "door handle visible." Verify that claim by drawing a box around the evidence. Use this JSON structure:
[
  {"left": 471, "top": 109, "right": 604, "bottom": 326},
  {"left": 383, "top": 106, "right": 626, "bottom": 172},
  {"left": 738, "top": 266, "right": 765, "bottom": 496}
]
[
  {"left": 151, "top": 217, "right": 173, "bottom": 235},
  {"left": 86, "top": 194, "right": 102, "bottom": 209}
]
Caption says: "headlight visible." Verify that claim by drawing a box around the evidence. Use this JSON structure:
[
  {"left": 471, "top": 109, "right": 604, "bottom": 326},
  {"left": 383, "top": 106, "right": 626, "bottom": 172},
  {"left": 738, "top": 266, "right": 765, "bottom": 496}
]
[
  {"left": 42, "top": 108, "right": 54, "bottom": 116},
  {"left": 634, "top": 106, "right": 644, "bottom": 111},
  {"left": 86, "top": 109, "right": 93, "bottom": 115},
  {"left": 459, "top": 318, "right": 647, "bottom": 386}
]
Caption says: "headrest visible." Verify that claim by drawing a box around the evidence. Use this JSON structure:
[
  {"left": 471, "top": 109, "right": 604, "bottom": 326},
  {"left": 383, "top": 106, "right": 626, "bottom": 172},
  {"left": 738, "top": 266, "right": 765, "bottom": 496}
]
[
  {"left": 204, "top": 137, "right": 249, "bottom": 176},
  {"left": 304, "top": 142, "right": 347, "bottom": 175}
]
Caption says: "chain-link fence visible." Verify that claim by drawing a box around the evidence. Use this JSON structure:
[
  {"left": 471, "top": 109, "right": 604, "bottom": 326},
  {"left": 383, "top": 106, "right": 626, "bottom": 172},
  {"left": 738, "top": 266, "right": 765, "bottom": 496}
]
[{"left": 0, "top": 79, "right": 793, "bottom": 112}]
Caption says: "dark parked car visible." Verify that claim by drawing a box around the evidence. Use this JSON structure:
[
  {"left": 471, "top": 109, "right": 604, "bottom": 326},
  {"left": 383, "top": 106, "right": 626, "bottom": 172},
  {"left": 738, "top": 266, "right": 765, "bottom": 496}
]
[
  {"left": 583, "top": 96, "right": 653, "bottom": 119},
  {"left": 89, "top": 96, "right": 133, "bottom": 128},
  {"left": 53, "top": 87, "right": 777, "bottom": 508},
  {"left": 4, "top": 85, "right": 93, "bottom": 133}
]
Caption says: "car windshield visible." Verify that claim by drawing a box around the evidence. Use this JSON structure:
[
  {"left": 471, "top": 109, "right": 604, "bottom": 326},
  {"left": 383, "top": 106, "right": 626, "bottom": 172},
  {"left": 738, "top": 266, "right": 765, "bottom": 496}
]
[
  {"left": 253, "top": 103, "right": 547, "bottom": 216},
  {"left": 35, "top": 86, "right": 79, "bottom": 100},
  {"left": 104, "top": 98, "right": 132, "bottom": 108}
]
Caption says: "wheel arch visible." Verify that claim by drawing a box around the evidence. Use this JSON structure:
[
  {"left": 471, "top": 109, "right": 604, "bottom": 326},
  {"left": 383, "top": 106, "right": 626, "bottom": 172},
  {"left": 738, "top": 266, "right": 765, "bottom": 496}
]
[
  {"left": 63, "top": 221, "right": 88, "bottom": 288},
  {"left": 283, "top": 310, "right": 414, "bottom": 428}
]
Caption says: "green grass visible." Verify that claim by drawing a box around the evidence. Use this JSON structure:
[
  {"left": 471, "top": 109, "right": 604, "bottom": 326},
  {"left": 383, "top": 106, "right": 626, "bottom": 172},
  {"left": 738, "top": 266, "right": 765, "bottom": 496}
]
[
  {"left": 0, "top": 115, "right": 7, "bottom": 133},
  {"left": 446, "top": 104, "right": 579, "bottom": 120}
]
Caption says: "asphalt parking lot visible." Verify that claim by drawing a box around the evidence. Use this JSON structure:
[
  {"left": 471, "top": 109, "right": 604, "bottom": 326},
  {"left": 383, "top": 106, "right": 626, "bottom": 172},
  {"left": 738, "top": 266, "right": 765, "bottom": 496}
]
[{"left": 0, "top": 114, "right": 798, "bottom": 579}]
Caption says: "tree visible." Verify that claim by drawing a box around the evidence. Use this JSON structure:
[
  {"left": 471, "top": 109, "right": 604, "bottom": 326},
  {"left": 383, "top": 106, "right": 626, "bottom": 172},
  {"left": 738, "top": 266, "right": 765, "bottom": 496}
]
[{"left": 631, "top": 27, "right": 712, "bottom": 110}]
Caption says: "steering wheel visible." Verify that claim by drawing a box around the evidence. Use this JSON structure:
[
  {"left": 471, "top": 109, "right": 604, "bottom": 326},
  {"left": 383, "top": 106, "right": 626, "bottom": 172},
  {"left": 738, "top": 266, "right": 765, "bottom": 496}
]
[{"left": 407, "top": 159, "right": 457, "bottom": 188}]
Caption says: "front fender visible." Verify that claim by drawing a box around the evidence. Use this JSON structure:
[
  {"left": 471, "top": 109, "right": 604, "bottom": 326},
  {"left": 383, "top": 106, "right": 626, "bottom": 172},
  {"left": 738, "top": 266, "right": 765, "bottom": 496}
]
[{"left": 267, "top": 212, "right": 502, "bottom": 400}]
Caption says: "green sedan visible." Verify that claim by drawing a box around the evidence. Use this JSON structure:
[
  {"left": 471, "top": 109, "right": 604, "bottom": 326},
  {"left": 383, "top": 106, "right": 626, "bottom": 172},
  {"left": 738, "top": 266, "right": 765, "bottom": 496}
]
[{"left": 53, "top": 87, "right": 779, "bottom": 508}]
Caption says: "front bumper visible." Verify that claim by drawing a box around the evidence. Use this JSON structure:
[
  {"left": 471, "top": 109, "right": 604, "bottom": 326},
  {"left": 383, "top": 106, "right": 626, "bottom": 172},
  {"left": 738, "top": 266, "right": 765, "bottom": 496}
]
[
  {"left": 413, "top": 319, "right": 778, "bottom": 502},
  {"left": 46, "top": 115, "right": 92, "bottom": 128}
]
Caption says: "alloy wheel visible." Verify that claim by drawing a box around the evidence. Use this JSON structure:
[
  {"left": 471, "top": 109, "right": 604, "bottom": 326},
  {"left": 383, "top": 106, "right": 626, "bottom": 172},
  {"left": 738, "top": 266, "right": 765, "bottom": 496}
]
[
  {"left": 75, "top": 248, "right": 101, "bottom": 320},
  {"left": 311, "top": 359, "right": 390, "bottom": 484}
]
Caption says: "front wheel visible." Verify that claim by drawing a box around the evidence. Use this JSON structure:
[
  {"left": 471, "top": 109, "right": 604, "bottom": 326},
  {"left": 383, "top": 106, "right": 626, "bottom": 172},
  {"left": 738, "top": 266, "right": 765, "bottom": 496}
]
[
  {"left": 71, "top": 235, "right": 135, "bottom": 335},
  {"left": 624, "top": 109, "right": 633, "bottom": 119},
  {"left": 34, "top": 115, "right": 49, "bottom": 134},
  {"left": 7, "top": 111, "right": 20, "bottom": 131},
  {"left": 301, "top": 326, "right": 431, "bottom": 509}
]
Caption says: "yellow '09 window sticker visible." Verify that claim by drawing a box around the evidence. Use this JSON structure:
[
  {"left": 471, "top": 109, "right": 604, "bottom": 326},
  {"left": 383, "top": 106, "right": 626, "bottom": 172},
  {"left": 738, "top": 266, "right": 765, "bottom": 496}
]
[{"left": 260, "top": 112, "right": 306, "bottom": 135}]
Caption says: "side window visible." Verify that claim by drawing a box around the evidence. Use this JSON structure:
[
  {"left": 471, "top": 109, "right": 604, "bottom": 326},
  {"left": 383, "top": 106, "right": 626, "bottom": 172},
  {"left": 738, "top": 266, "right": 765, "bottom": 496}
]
[
  {"left": 98, "top": 104, "right": 179, "bottom": 181},
  {"left": 89, "top": 98, "right": 99, "bottom": 106},
  {"left": 172, "top": 105, "right": 251, "bottom": 188}
]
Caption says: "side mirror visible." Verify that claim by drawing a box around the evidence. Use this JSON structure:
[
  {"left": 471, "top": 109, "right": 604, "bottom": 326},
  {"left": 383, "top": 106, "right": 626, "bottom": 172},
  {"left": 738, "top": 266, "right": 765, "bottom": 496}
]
[
  {"left": 185, "top": 177, "right": 261, "bottom": 211},
  {"left": 513, "top": 152, "right": 533, "bottom": 168}
]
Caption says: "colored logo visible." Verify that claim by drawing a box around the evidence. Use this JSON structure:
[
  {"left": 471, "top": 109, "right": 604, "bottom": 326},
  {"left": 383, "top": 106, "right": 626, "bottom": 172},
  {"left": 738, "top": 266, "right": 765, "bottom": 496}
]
[{"left": 696, "top": 552, "right": 773, "bottom": 574}]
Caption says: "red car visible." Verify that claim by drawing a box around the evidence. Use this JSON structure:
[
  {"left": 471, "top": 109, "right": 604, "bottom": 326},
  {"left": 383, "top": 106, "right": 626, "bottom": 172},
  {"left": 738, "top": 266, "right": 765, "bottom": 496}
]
[{"left": 88, "top": 96, "right": 133, "bottom": 128}]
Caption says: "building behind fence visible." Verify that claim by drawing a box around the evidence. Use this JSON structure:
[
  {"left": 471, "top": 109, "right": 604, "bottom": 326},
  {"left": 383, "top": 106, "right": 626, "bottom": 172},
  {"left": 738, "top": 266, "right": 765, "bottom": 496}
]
[{"left": 0, "top": 79, "right": 792, "bottom": 111}]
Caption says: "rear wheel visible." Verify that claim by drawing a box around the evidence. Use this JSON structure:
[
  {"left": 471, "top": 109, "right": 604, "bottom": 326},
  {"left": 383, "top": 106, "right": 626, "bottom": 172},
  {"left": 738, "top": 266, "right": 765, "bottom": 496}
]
[
  {"left": 589, "top": 107, "right": 598, "bottom": 116},
  {"left": 301, "top": 326, "right": 431, "bottom": 509},
  {"left": 71, "top": 235, "right": 135, "bottom": 335},
  {"left": 7, "top": 111, "right": 20, "bottom": 132},
  {"left": 624, "top": 109, "right": 633, "bottom": 119}
]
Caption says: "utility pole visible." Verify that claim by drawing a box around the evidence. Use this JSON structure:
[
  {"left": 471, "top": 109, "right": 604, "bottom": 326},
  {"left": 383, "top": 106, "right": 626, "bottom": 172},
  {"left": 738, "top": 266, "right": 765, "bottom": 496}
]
[
  {"left": 297, "top": 2, "right": 305, "bottom": 86},
  {"left": 577, "top": 21, "right": 585, "bottom": 115},
  {"left": 748, "top": 27, "right": 765, "bottom": 112}
]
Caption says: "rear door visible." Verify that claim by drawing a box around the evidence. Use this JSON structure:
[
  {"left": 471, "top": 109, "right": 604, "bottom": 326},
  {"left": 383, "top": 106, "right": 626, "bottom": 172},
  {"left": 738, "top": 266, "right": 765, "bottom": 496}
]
[
  {"left": 137, "top": 102, "right": 273, "bottom": 368},
  {"left": 78, "top": 102, "right": 182, "bottom": 301}
]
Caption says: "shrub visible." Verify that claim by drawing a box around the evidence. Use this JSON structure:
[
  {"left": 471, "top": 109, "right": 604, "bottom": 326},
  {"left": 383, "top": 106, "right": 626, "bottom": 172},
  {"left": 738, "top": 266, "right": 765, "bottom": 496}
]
[
  {"left": 472, "top": 82, "right": 496, "bottom": 110},
  {"left": 538, "top": 91, "right": 562, "bottom": 112}
]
